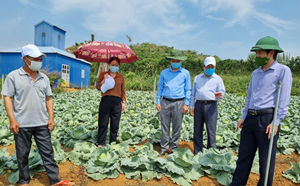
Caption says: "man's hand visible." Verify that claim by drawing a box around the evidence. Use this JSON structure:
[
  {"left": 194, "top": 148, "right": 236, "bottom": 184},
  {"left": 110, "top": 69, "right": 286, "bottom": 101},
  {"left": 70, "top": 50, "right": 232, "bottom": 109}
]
[
  {"left": 236, "top": 119, "right": 245, "bottom": 132},
  {"left": 9, "top": 120, "right": 20, "bottom": 134},
  {"left": 189, "top": 109, "right": 194, "bottom": 117},
  {"left": 156, "top": 104, "right": 161, "bottom": 111},
  {"left": 48, "top": 119, "right": 55, "bottom": 132},
  {"left": 4, "top": 96, "right": 19, "bottom": 134},
  {"left": 266, "top": 124, "right": 278, "bottom": 139},
  {"left": 122, "top": 103, "right": 126, "bottom": 112},
  {"left": 214, "top": 92, "right": 223, "bottom": 99},
  {"left": 182, "top": 105, "right": 188, "bottom": 114}
]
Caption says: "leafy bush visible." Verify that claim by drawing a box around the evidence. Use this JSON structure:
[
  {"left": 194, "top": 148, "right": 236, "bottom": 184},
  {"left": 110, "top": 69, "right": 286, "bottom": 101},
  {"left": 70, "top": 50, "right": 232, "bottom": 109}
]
[
  {"left": 0, "top": 148, "right": 10, "bottom": 175},
  {"left": 165, "top": 148, "right": 204, "bottom": 186},
  {"left": 6, "top": 148, "right": 46, "bottom": 184},
  {"left": 85, "top": 144, "right": 120, "bottom": 180},
  {"left": 68, "top": 142, "right": 96, "bottom": 165},
  {"left": 195, "top": 148, "right": 237, "bottom": 186},
  {"left": 40, "top": 67, "right": 62, "bottom": 88},
  {"left": 282, "top": 162, "right": 300, "bottom": 183}
]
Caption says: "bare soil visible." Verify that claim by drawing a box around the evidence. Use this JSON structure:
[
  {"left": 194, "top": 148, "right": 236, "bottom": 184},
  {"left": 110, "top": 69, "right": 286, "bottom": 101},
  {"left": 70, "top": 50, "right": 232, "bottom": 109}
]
[{"left": 1, "top": 141, "right": 299, "bottom": 186}]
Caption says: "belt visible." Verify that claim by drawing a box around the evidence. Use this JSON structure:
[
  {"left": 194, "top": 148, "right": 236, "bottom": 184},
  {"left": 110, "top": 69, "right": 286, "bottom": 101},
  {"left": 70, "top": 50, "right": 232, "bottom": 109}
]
[
  {"left": 103, "top": 95, "right": 121, "bottom": 99},
  {"left": 163, "top": 97, "right": 185, "bottom": 102},
  {"left": 248, "top": 108, "right": 274, "bottom": 115},
  {"left": 196, "top": 100, "right": 216, "bottom": 104}
]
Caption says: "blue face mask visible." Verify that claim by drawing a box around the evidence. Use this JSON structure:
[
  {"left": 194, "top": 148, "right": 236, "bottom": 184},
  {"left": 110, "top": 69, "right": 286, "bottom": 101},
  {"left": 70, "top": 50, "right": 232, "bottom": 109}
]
[
  {"left": 171, "top": 62, "right": 181, "bottom": 68},
  {"left": 205, "top": 68, "right": 215, "bottom": 76},
  {"left": 109, "top": 66, "right": 119, "bottom": 73}
]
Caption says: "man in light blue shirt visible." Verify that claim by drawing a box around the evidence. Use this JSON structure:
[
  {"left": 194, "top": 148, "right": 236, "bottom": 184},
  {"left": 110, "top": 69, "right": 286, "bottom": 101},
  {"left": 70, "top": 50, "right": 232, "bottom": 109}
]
[
  {"left": 189, "top": 56, "right": 225, "bottom": 155},
  {"left": 156, "top": 49, "right": 191, "bottom": 155},
  {"left": 230, "top": 36, "right": 292, "bottom": 186}
]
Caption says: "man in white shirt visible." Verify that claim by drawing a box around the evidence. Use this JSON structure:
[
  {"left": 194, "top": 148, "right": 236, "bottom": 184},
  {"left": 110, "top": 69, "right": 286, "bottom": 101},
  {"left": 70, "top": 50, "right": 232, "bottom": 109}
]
[{"left": 189, "top": 56, "right": 225, "bottom": 155}]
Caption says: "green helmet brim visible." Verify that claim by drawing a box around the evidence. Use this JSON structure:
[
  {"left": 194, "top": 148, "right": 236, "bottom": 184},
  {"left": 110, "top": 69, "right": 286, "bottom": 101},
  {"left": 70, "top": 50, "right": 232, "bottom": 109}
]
[
  {"left": 165, "top": 56, "right": 187, "bottom": 61},
  {"left": 250, "top": 45, "right": 284, "bottom": 53}
]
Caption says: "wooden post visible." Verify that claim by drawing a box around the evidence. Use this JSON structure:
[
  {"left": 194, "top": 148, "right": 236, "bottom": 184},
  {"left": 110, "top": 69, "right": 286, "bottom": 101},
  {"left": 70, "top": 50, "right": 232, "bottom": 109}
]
[
  {"left": 96, "top": 63, "right": 109, "bottom": 77},
  {"left": 1, "top": 74, "right": 3, "bottom": 101}
]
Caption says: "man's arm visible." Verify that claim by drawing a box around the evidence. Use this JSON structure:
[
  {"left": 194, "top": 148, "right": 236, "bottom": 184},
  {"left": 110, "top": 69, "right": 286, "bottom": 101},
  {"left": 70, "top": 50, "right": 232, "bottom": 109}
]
[
  {"left": 236, "top": 74, "right": 253, "bottom": 132},
  {"left": 266, "top": 67, "right": 293, "bottom": 139},
  {"left": 274, "top": 67, "right": 293, "bottom": 126},
  {"left": 46, "top": 96, "right": 55, "bottom": 132},
  {"left": 184, "top": 71, "right": 192, "bottom": 106},
  {"left": 241, "top": 75, "right": 253, "bottom": 120},
  {"left": 156, "top": 72, "right": 164, "bottom": 104},
  {"left": 215, "top": 78, "right": 226, "bottom": 99},
  {"left": 189, "top": 77, "right": 197, "bottom": 117},
  {"left": 182, "top": 71, "right": 191, "bottom": 114},
  {"left": 4, "top": 96, "right": 19, "bottom": 134}
]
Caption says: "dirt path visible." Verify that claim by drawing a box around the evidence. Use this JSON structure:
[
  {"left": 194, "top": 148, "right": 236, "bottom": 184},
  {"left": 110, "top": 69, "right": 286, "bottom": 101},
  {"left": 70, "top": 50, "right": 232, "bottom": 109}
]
[{"left": 1, "top": 141, "right": 299, "bottom": 186}]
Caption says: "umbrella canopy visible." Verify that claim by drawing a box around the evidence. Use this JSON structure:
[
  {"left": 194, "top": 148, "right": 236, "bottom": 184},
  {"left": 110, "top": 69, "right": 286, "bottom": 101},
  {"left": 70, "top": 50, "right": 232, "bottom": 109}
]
[{"left": 73, "top": 41, "right": 139, "bottom": 63}]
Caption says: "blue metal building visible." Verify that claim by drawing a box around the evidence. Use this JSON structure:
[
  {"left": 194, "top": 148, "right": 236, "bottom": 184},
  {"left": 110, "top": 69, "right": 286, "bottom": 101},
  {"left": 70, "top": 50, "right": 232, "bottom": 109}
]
[{"left": 0, "top": 20, "right": 91, "bottom": 88}]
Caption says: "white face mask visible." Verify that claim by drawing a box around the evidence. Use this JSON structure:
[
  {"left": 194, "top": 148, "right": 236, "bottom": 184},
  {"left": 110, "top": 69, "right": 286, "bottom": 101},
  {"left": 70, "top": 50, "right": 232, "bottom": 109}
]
[{"left": 26, "top": 58, "right": 42, "bottom": 71}]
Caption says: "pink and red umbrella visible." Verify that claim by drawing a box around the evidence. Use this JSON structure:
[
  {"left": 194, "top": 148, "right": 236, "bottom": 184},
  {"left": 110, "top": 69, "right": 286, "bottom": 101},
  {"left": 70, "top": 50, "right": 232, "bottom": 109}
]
[{"left": 73, "top": 41, "right": 139, "bottom": 63}]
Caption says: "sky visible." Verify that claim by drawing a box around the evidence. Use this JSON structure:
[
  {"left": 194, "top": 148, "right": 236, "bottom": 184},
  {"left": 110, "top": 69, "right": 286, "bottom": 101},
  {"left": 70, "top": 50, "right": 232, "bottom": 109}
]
[{"left": 0, "top": 0, "right": 299, "bottom": 60}]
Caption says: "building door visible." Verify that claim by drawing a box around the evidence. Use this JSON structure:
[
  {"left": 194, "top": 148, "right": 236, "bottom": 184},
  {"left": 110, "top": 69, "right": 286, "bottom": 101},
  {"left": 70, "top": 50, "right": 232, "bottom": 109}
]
[{"left": 62, "top": 64, "right": 70, "bottom": 87}]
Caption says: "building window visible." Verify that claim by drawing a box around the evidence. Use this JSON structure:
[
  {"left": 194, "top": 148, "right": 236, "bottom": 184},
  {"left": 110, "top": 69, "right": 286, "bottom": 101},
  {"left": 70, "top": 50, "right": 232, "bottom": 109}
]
[
  {"left": 81, "top": 69, "right": 85, "bottom": 78},
  {"left": 62, "top": 64, "right": 70, "bottom": 74},
  {"left": 58, "top": 35, "right": 61, "bottom": 39},
  {"left": 42, "top": 32, "right": 45, "bottom": 36}
]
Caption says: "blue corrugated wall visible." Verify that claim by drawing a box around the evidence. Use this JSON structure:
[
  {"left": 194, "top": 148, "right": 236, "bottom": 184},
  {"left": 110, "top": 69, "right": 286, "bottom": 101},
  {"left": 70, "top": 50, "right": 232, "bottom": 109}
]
[
  {"left": 35, "top": 23, "right": 53, "bottom": 47},
  {"left": 34, "top": 22, "right": 65, "bottom": 50},
  {"left": 0, "top": 53, "right": 24, "bottom": 76},
  {"left": 0, "top": 53, "right": 90, "bottom": 88}
]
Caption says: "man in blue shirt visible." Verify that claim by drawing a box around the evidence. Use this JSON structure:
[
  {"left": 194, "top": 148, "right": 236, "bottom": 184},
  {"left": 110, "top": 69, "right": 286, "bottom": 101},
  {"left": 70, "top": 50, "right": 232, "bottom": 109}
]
[
  {"left": 230, "top": 36, "right": 292, "bottom": 186},
  {"left": 189, "top": 56, "right": 225, "bottom": 155},
  {"left": 156, "top": 49, "right": 191, "bottom": 155}
]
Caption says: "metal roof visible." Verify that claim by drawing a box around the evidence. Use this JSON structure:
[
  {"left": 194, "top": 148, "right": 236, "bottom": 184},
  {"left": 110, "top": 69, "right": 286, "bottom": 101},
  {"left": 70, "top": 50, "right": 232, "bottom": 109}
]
[
  {"left": 34, "top": 20, "right": 67, "bottom": 33},
  {"left": 0, "top": 46, "right": 91, "bottom": 65}
]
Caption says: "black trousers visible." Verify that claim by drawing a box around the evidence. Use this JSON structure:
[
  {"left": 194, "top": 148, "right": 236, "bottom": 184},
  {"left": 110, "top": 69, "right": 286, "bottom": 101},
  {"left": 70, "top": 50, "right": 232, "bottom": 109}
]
[
  {"left": 230, "top": 113, "right": 280, "bottom": 186},
  {"left": 98, "top": 96, "right": 122, "bottom": 146},
  {"left": 14, "top": 125, "right": 61, "bottom": 185},
  {"left": 194, "top": 101, "right": 218, "bottom": 155}
]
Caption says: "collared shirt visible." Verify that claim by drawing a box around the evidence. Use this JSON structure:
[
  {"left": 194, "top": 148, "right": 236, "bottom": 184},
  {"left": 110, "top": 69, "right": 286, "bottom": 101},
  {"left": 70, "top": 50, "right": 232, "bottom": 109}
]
[
  {"left": 1, "top": 67, "right": 52, "bottom": 127},
  {"left": 156, "top": 67, "right": 191, "bottom": 105},
  {"left": 242, "top": 61, "right": 292, "bottom": 126},
  {"left": 189, "top": 73, "right": 225, "bottom": 108},
  {"left": 96, "top": 71, "right": 126, "bottom": 102}
]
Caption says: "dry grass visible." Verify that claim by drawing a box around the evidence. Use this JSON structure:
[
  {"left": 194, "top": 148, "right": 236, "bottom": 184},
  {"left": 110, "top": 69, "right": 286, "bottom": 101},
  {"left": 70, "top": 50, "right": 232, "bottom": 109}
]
[
  {"left": 276, "top": 156, "right": 300, "bottom": 164},
  {"left": 40, "top": 67, "right": 62, "bottom": 79},
  {"left": 69, "top": 164, "right": 89, "bottom": 186},
  {"left": 124, "top": 179, "right": 166, "bottom": 186}
]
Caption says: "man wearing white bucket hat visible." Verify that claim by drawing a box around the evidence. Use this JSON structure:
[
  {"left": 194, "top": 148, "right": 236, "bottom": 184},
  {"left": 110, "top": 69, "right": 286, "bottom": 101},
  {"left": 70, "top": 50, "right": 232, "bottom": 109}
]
[
  {"left": 189, "top": 56, "right": 225, "bottom": 155},
  {"left": 1, "top": 44, "right": 73, "bottom": 186}
]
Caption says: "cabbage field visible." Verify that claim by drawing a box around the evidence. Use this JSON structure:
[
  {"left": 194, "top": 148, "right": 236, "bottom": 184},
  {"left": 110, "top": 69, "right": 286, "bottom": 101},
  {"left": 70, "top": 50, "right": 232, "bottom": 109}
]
[{"left": 0, "top": 89, "right": 300, "bottom": 186}]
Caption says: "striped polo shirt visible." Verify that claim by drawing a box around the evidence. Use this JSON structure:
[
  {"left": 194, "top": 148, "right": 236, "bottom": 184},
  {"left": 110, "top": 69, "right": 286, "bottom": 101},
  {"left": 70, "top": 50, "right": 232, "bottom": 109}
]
[{"left": 1, "top": 67, "right": 52, "bottom": 127}]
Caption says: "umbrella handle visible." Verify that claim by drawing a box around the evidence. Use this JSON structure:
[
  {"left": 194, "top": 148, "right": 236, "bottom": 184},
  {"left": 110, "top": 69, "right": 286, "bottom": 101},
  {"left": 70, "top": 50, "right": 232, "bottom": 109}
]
[{"left": 263, "top": 80, "right": 282, "bottom": 186}]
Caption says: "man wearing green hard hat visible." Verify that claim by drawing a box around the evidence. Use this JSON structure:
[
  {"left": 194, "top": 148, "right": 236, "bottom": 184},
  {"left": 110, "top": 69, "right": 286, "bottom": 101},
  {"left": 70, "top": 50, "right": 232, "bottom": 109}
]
[
  {"left": 156, "top": 49, "right": 191, "bottom": 156},
  {"left": 230, "top": 36, "right": 293, "bottom": 186}
]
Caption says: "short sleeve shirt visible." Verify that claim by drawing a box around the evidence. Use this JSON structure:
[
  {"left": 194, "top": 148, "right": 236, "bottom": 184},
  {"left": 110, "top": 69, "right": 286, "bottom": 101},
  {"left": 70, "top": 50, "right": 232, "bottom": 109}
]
[{"left": 1, "top": 67, "right": 52, "bottom": 127}]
